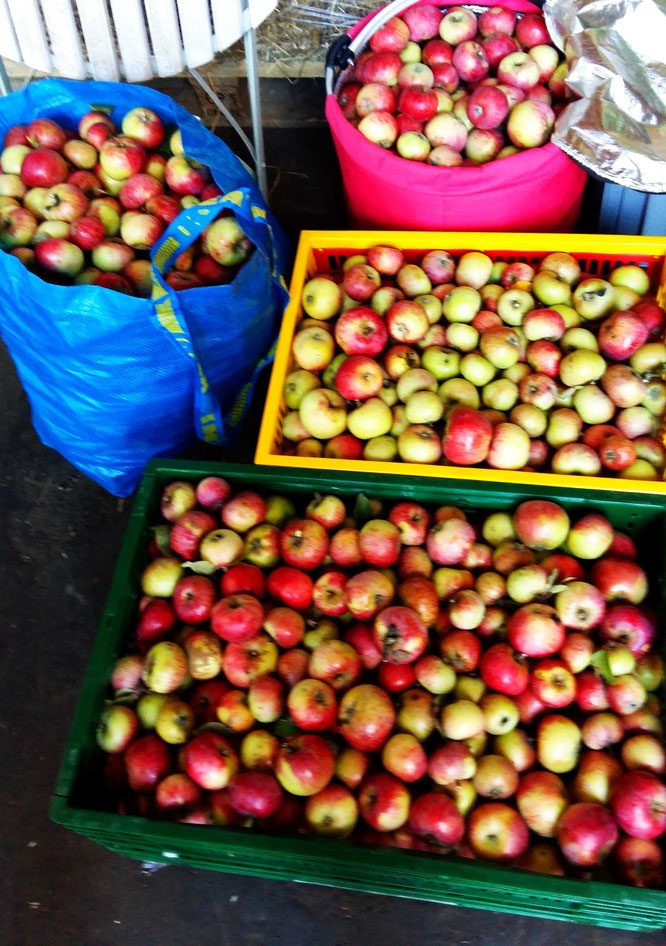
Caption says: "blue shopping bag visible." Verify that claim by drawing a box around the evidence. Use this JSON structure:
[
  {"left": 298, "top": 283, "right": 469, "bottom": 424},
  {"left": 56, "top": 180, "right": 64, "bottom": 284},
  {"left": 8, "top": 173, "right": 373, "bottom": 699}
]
[{"left": 0, "top": 78, "right": 290, "bottom": 496}]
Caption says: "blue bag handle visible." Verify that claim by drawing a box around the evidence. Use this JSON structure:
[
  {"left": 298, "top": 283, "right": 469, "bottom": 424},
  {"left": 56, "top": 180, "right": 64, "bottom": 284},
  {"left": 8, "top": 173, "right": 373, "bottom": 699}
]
[{"left": 150, "top": 188, "right": 289, "bottom": 445}]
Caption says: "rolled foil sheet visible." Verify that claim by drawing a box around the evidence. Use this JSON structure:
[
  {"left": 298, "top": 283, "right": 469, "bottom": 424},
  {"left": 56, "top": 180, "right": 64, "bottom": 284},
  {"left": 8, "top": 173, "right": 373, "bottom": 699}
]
[{"left": 545, "top": 0, "right": 666, "bottom": 192}]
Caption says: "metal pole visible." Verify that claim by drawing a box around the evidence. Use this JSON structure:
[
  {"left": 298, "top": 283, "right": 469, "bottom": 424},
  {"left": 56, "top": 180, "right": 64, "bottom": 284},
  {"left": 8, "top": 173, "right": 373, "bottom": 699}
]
[
  {"left": 241, "top": 0, "right": 268, "bottom": 200},
  {"left": 0, "top": 58, "right": 12, "bottom": 96}
]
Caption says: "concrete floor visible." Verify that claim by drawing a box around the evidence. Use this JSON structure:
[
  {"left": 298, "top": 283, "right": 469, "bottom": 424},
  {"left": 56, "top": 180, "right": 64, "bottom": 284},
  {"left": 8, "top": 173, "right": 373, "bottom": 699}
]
[{"left": 0, "top": 116, "right": 658, "bottom": 946}]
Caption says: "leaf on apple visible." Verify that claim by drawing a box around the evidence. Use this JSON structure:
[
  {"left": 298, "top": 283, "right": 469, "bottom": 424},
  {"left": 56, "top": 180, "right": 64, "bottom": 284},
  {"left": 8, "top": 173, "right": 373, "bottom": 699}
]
[
  {"left": 152, "top": 524, "right": 173, "bottom": 557},
  {"left": 353, "top": 492, "right": 373, "bottom": 524},
  {"left": 89, "top": 103, "right": 115, "bottom": 116},
  {"left": 273, "top": 718, "right": 300, "bottom": 739},
  {"left": 194, "top": 721, "right": 234, "bottom": 737},
  {"left": 590, "top": 649, "right": 615, "bottom": 685},
  {"left": 182, "top": 560, "right": 218, "bottom": 575},
  {"left": 112, "top": 688, "right": 140, "bottom": 704}
]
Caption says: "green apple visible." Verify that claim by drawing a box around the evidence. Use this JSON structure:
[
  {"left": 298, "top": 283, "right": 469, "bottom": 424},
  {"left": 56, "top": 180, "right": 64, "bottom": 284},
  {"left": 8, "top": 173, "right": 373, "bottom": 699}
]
[
  {"left": 439, "top": 377, "right": 480, "bottom": 409},
  {"left": 323, "top": 352, "right": 347, "bottom": 389},
  {"left": 532, "top": 270, "right": 573, "bottom": 306},
  {"left": 460, "top": 353, "right": 495, "bottom": 387},
  {"left": 482, "top": 379, "right": 518, "bottom": 411},
  {"left": 545, "top": 408, "right": 583, "bottom": 447},
  {"left": 301, "top": 276, "right": 342, "bottom": 320},
  {"left": 572, "top": 385, "right": 614, "bottom": 424},
  {"left": 510, "top": 403, "right": 547, "bottom": 437},
  {"left": 363, "top": 435, "right": 398, "bottom": 461},
  {"left": 489, "top": 261, "right": 506, "bottom": 284},
  {"left": 561, "top": 327, "right": 598, "bottom": 353},
  {"left": 551, "top": 443, "right": 601, "bottom": 476},
  {"left": 405, "top": 389, "right": 444, "bottom": 424},
  {"left": 371, "top": 286, "right": 404, "bottom": 316},
  {"left": 342, "top": 254, "right": 366, "bottom": 272},
  {"left": 422, "top": 346, "right": 460, "bottom": 380},
  {"left": 610, "top": 264, "right": 650, "bottom": 296},
  {"left": 503, "top": 363, "right": 531, "bottom": 384},
  {"left": 347, "top": 397, "right": 392, "bottom": 439},
  {"left": 455, "top": 251, "right": 493, "bottom": 290},
  {"left": 415, "top": 293, "right": 442, "bottom": 324},
  {"left": 282, "top": 410, "right": 311, "bottom": 442},
  {"left": 397, "top": 424, "right": 442, "bottom": 463},
  {"left": 539, "top": 252, "right": 580, "bottom": 285},
  {"left": 559, "top": 350, "right": 606, "bottom": 387},
  {"left": 479, "top": 326, "right": 521, "bottom": 369},
  {"left": 572, "top": 278, "right": 615, "bottom": 320},
  {"left": 283, "top": 369, "right": 321, "bottom": 409},
  {"left": 299, "top": 388, "right": 348, "bottom": 439},
  {"left": 400, "top": 40, "right": 422, "bottom": 63},
  {"left": 391, "top": 404, "right": 410, "bottom": 437},
  {"left": 443, "top": 286, "right": 482, "bottom": 323},
  {"left": 550, "top": 304, "right": 580, "bottom": 328},
  {"left": 497, "top": 288, "right": 534, "bottom": 326},
  {"left": 447, "top": 323, "right": 479, "bottom": 351},
  {"left": 396, "top": 367, "right": 437, "bottom": 402},
  {"left": 618, "top": 459, "right": 659, "bottom": 480},
  {"left": 630, "top": 342, "right": 666, "bottom": 374},
  {"left": 378, "top": 384, "right": 398, "bottom": 407},
  {"left": 612, "top": 286, "right": 642, "bottom": 311}
]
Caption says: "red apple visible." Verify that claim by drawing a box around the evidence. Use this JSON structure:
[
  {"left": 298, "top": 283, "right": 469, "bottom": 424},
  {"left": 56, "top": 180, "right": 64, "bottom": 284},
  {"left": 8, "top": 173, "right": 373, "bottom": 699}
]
[
  {"left": 468, "top": 802, "right": 529, "bottom": 861},
  {"left": 266, "top": 566, "right": 313, "bottom": 610},
  {"left": 210, "top": 594, "right": 263, "bottom": 643},
  {"left": 442, "top": 406, "right": 493, "bottom": 465},
  {"left": 338, "top": 683, "right": 395, "bottom": 751},
  {"left": 480, "top": 643, "right": 529, "bottom": 696},
  {"left": 358, "top": 773, "right": 410, "bottom": 832},
  {"left": 275, "top": 734, "right": 336, "bottom": 796},
  {"left": 556, "top": 802, "right": 619, "bottom": 866}
]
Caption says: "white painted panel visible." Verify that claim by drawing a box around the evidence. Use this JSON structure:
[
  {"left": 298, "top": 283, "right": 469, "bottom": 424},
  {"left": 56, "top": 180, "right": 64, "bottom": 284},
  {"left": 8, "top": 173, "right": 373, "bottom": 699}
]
[
  {"left": 40, "top": 0, "right": 86, "bottom": 79},
  {"left": 176, "top": 0, "right": 214, "bottom": 69},
  {"left": 143, "top": 0, "right": 183, "bottom": 77},
  {"left": 211, "top": 0, "right": 277, "bottom": 54},
  {"left": 0, "top": 0, "right": 22, "bottom": 62},
  {"left": 75, "top": 0, "right": 119, "bottom": 81},
  {"left": 109, "top": 0, "right": 153, "bottom": 81},
  {"left": 249, "top": 0, "right": 277, "bottom": 31},
  {"left": 211, "top": 0, "right": 242, "bottom": 53},
  {"left": 6, "top": 0, "right": 52, "bottom": 72}
]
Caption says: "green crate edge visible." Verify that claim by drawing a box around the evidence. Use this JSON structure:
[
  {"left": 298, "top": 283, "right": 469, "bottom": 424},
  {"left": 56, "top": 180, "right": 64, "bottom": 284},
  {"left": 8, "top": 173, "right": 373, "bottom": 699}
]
[{"left": 50, "top": 459, "right": 666, "bottom": 932}]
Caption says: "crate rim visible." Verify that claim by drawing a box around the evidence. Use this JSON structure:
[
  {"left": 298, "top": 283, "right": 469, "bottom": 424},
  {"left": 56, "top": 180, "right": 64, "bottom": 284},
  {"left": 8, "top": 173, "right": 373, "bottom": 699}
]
[{"left": 255, "top": 230, "right": 666, "bottom": 494}]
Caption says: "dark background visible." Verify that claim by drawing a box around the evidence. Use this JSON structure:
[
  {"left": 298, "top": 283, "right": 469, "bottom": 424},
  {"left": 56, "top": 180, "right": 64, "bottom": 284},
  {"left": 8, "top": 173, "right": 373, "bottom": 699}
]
[{"left": 0, "top": 83, "right": 656, "bottom": 946}]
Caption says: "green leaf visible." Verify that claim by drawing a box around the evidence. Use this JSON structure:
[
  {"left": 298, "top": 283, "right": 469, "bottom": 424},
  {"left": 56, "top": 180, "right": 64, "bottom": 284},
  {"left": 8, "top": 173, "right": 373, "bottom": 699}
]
[
  {"left": 182, "top": 560, "right": 217, "bottom": 575},
  {"left": 590, "top": 649, "right": 615, "bottom": 685},
  {"left": 273, "top": 718, "right": 300, "bottom": 739},
  {"left": 353, "top": 493, "right": 373, "bottom": 525},
  {"left": 90, "top": 103, "right": 115, "bottom": 116},
  {"left": 194, "top": 722, "right": 233, "bottom": 737},
  {"left": 112, "top": 689, "right": 140, "bottom": 705},
  {"left": 151, "top": 524, "right": 173, "bottom": 557}
]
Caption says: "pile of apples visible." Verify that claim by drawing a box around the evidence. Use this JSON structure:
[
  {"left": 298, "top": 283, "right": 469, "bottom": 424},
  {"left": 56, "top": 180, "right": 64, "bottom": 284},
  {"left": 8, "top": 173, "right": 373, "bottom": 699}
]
[
  {"left": 0, "top": 108, "right": 252, "bottom": 294},
  {"left": 96, "top": 475, "right": 666, "bottom": 886},
  {"left": 280, "top": 245, "right": 666, "bottom": 481},
  {"left": 337, "top": 4, "right": 568, "bottom": 165}
]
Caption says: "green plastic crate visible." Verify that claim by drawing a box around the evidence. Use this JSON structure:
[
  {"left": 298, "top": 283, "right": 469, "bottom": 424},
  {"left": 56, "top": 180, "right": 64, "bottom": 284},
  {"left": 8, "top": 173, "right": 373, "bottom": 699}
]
[{"left": 50, "top": 461, "right": 666, "bottom": 931}]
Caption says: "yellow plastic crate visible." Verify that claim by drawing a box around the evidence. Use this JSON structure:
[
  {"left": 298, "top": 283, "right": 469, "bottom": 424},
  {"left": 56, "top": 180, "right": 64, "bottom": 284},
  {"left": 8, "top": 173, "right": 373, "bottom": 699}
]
[{"left": 256, "top": 231, "right": 666, "bottom": 493}]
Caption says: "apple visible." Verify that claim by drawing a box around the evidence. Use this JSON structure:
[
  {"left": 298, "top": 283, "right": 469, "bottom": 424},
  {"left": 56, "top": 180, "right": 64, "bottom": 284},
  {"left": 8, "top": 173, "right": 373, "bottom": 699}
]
[
  {"left": 439, "top": 7, "right": 477, "bottom": 44},
  {"left": 370, "top": 15, "right": 409, "bottom": 53},
  {"left": 362, "top": 54, "right": 402, "bottom": 87},
  {"left": 305, "top": 783, "right": 358, "bottom": 838},
  {"left": 581, "top": 712, "right": 625, "bottom": 753},
  {"left": 358, "top": 111, "right": 399, "bottom": 148},
  {"left": 598, "top": 311, "right": 649, "bottom": 361},
  {"left": 155, "top": 699, "right": 194, "bottom": 744},
  {"left": 538, "top": 714, "right": 581, "bottom": 773},
  {"left": 494, "top": 729, "right": 536, "bottom": 773},
  {"left": 442, "top": 405, "right": 493, "bottom": 465},
  {"left": 611, "top": 771, "right": 666, "bottom": 839},
  {"left": 468, "top": 802, "right": 529, "bottom": 861},
  {"left": 308, "top": 639, "right": 361, "bottom": 692},
  {"left": 572, "top": 749, "right": 622, "bottom": 805},
  {"left": 358, "top": 772, "right": 410, "bottom": 833},
  {"left": 551, "top": 443, "right": 602, "bottom": 476},
  {"left": 452, "top": 40, "right": 489, "bottom": 83},
  {"left": 299, "top": 389, "right": 347, "bottom": 440},
  {"left": 338, "top": 683, "right": 395, "bottom": 751},
  {"left": 621, "top": 734, "right": 666, "bottom": 776},
  {"left": 301, "top": 276, "right": 342, "bottom": 321},
  {"left": 556, "top": 802, "right": 619, "bottom": 866},
  {"left": 135, "top": 598, "right": 176, "bottom": 647},
  {"left": 125, "top": 734, "right": 170, "bottom": 792},
  {"left": 512, "top": 499, "right": 569, "bottom": 551},
  {"left": 141, "top": 640, "right": 187, "bottom": 693},
  {"left": 335, "top": 306, "right": 389, "bottom": 356},
  {"left": 591, "top": 559, "right": 648, "bottom": 605},
  {"left": 516, "top": 12, "right": 551, "bottom": 47},
  {"left": 96, "top": 704, "right": 138, "bottom": 753},
  {"left": 554, "top": 582, "right": 606, "bottom": 635},
  {"left": 573, "top": 278, "right": 615, "bottom": 320},
  {"left": 387, "top": 300, "right": 429, "bottom": 343},
  {"left": 614, "top": 837, "right": 664, "bottom": 888}
]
